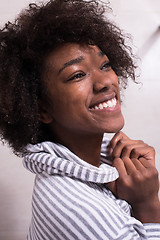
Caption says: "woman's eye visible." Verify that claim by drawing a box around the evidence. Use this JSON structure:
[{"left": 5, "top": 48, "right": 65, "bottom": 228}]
[
  {"left": 101, "top": 62, "right": 111, "bottom": 71},
  {"left": 67, "top": 72, "right": 86, "bottom": 81}
]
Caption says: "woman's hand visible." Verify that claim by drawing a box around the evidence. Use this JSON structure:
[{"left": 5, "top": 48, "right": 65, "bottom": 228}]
[
  {"left": 109, "top": 131, "right": 155, "bottom": 165},
  {"left": 107, "top": 132, "right": 160, "bottom": 223}
]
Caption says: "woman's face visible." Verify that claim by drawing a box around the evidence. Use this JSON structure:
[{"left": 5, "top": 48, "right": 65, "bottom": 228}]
[{"left": 42, "top": 43, "right": 124, "bottom": 138}]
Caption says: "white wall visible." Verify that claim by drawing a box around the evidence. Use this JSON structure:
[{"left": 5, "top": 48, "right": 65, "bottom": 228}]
[
  {"left": 0, "top": 0, "right": 160, "bottom": 239},
  {"left": 108, "top": 0, "right": 160, "bottom": 171}
]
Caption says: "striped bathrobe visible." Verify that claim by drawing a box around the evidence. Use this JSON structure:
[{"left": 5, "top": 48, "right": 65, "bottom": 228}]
[{"left": 23, "top": 136, "right": 160, "bottom": 240}]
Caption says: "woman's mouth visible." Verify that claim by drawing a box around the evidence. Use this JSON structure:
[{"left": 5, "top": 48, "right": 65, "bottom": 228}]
[{"left": 89, "top": 97, "right": 117, "bottom": 110}]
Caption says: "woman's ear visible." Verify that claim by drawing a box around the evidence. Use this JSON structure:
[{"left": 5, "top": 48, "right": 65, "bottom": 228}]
[{"left": 38, "top": 101, "right": 53, "bottom": 124}]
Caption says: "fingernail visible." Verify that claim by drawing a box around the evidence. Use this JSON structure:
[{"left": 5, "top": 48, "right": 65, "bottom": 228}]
[{"left": 109, "top": 148, "right": 113, "bottom": 154}]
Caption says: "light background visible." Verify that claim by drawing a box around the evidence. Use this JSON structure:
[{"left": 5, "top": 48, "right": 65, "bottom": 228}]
[{"left": 0, "top": 0, "right": 160, "bottom": 239}]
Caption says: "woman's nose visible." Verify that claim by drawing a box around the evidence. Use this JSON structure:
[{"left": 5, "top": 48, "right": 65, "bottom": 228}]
[{"left": 92, "top": 70, "right": 116, "bottom": 93}]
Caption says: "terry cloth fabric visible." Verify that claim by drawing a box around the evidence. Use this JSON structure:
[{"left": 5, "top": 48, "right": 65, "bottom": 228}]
[{"left": 23, "top": 136, "right": 160, "bottom": 240}]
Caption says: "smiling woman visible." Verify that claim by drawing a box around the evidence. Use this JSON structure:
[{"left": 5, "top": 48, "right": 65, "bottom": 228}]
[
  {"left": 40, "top": 43, "right": 124, "bottom": 166},
  {"left": 0, "top": 0, "right": 136, "bottom": 152},
  {"left": 0, "top": 0, "right": 160, "bottom": 239}
]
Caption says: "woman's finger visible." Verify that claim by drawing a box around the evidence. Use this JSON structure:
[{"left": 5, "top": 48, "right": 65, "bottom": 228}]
[
  {"left": 138, "top": 157, "right": 156, "bottom": 168},
  {"left": 109, "top": 131, "right": 129, "bottom": 154},
  {"left": 130, "top": 147, "right": 155, "bottom": 165},
  {"left": 112, "top": 140, "right": 143, "bottom": 158},
  {"left": 112, "top": 157, "right": 135, "bottom": 176}
]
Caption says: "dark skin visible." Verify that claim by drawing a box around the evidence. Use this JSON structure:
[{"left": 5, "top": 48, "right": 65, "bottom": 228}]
[
  {"left": 40, "top": 42, "right": 160, "bottom": 224},
  {"left": 40, "top": 43, "right": 124, "bottom": 166},
  {"left": 108, "top": 131, "right": 160, "bottom": 223}
]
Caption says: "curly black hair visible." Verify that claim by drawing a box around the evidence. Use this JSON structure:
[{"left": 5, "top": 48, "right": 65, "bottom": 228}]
[{"left": 0, "top": 0, "right": 137, "bottom": 154}]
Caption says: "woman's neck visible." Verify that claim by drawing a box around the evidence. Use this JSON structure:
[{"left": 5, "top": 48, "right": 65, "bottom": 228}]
[
  {"left": 51, "top": 129, "right": 103, "bottom": 167},
  {"left": 66, "top": 135, "right": 103, "bottom": 167}
]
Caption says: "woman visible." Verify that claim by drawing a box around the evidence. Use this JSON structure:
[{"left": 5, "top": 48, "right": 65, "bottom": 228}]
[{"left": 0, "top": 0, "right": 160, "bottom": 239}]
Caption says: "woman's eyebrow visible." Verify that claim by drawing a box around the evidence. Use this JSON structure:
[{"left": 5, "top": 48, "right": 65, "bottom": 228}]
[
  {"left": 58, "top": 56, "right": 84, "bottom": 74},
  {"left": 97, "top": 51, "right": 105, "bottom": 57}
]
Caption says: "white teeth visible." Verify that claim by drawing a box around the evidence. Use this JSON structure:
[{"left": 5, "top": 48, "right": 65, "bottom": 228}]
[
  {"left": 107, "top": 100, "right": 112, "bottom": 107},
  {"left": 91, "top": 98, "right": 117, "bottom": 110},
  {"left": 99, "top": 104, "right": 103, "bottom": 109},
  {"left": 113, "top": 98, "right": 116, "bottom": 105},
  {"left": 103, "top": 103, "right": 108, "bottom": 108}
]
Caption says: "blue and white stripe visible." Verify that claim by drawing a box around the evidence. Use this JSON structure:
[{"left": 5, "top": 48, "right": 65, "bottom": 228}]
[{"left": 23, "top": 136, "right": 160, "bottom": 240}]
